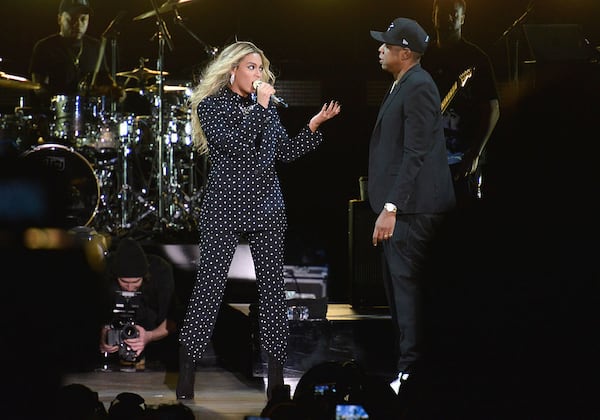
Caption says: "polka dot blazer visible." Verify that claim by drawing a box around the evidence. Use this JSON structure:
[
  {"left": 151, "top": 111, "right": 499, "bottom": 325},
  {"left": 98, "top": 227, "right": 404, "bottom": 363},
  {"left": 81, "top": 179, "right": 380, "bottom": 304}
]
[{"left": 180, "top": 87, "right": 324, "bottom": 365}]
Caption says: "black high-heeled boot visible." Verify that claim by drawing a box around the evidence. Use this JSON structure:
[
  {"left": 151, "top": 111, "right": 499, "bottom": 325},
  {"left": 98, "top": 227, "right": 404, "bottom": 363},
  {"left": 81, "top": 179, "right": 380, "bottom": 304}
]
[
  {"left": 176, "top": 345, "right": 196, "bottom": 400},
  {"left": 266, "top": 355, "right": 285, "bottom": 401}
]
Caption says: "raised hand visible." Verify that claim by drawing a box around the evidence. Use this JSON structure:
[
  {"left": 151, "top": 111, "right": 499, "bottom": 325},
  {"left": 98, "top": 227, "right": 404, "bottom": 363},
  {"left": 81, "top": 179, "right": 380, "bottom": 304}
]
[{"left": 309, "top": 100, "right": 342, "bottom": 132}]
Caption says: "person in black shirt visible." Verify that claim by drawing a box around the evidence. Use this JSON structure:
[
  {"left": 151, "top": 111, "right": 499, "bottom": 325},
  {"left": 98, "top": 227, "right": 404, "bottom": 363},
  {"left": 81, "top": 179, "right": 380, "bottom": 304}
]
[
  {"left": 99, "top": 237, "right": 182, "bottom": 371},
  {"left": 30, "top": 0, "right": 120, "bottom": 99},
  {"left": 422, "top": 0, "right": 500, "bottom": 208},
  {"left": 29, "top": 0, "right": 123, "bottom": 146}
]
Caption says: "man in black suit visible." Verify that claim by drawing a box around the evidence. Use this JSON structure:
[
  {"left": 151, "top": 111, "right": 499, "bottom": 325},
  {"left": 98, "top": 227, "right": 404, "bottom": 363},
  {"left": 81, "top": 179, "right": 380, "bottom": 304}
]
[{"left": 368, "top": 17, "right": 456, "bottom": 395}]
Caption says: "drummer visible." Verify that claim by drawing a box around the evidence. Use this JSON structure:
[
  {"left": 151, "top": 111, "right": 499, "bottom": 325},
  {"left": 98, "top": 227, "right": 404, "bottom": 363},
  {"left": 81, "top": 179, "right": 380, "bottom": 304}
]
[{"left": 29, "top": 0, "right": 123, "bottom": 113}]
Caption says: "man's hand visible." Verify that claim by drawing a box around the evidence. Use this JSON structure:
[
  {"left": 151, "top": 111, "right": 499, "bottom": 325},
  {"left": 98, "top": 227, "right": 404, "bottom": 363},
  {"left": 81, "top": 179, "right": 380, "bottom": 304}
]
[
  {"left": 99, "top": 326, "right": 118, "bottom": 354},
  {"left": 454, "top": 150, "right": 479, "bottom": 181},
  {"left": 123, "top": 325, "right": 151, "bottom": 357},
  {"left": 372, "top": 210, "right": 396, "bottom": 246}
]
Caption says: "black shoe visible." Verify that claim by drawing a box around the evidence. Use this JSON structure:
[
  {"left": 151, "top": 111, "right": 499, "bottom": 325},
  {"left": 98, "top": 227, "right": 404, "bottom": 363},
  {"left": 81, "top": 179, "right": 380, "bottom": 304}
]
[
  {"left": 176, "top": 346, "right": 196, "bottom": 400},
  {"left": 266, "top": 356, "right": 284, "bottom": 401}
]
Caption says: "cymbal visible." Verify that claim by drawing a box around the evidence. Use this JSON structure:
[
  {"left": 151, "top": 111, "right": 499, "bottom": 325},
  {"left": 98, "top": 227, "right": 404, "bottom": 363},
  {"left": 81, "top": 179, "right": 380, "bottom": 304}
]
[
  {"left": 124, "top": 87, "right": 142, "bottom": 93},
  {"left": 116, "top": 67, "right": 168, "bottom": 81},
  {"left": 147, "top": 84, "right": 190, "bottom": 93},
  {"left": 133, "top": 0, "right": 196, "bottom": 21},
  {"left": 0, "top": 71, "right": 41, "bottom": 90}
]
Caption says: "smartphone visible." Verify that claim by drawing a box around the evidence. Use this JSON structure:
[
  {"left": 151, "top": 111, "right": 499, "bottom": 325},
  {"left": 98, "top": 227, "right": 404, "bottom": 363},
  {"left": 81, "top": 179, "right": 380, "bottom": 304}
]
[{"left": 335, "top": 403, "right": 369, "bottom": 420}]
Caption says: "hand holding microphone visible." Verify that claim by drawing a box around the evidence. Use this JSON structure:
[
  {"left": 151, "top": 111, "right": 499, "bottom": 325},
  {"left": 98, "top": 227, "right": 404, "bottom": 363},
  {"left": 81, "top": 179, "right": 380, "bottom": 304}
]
[{"left": 253, "top": 80, "right": 288, "bottom": 108}]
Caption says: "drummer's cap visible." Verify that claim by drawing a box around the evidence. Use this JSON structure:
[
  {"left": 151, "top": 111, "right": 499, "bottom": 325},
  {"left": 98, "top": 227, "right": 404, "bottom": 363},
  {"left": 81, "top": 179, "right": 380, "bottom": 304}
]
[{"left": 59, "top": 0, "right": 93, "bottom": 16}]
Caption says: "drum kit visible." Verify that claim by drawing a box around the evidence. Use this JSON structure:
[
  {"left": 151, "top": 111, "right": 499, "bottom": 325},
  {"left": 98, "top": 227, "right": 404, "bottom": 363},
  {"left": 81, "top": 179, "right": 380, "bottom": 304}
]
[{"left": 0, "top": 0, "right": 211, "bottom": 236}]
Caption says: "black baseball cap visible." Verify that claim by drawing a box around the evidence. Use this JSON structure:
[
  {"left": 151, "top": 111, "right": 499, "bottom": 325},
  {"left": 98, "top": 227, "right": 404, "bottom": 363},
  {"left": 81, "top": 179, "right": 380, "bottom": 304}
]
[
  {"left": 370, "top": 17, "right": 430, "bottom": 54},
  {"left": 59, "top": 0, "right": 93, "bottom": 15}
]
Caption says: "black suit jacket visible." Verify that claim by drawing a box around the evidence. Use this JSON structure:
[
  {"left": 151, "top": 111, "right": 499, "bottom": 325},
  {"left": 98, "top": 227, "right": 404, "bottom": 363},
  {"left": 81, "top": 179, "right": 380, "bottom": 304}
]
[{"left": 368, "top": 63, "right": 455, "bottom": 214}]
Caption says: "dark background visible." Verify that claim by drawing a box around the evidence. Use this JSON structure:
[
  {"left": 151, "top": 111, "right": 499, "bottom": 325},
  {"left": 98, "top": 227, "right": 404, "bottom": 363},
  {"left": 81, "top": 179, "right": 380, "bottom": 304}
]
[
  {"left": 2, "top": 0, "right": 600, "bottom": 302},
  {"left": 3, "top": 1, "right": 600, "bottom": 79}
]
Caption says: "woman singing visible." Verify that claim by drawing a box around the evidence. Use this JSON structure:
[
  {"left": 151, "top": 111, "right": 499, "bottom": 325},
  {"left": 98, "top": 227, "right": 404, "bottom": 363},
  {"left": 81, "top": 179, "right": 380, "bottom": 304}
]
[{"left": 177, "top": 41, "right": 341, "bottom": 401}]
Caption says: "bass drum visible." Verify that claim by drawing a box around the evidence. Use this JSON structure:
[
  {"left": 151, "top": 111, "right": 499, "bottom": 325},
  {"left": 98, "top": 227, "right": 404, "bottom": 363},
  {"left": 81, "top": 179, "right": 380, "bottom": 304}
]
[{"left": 20, "top": 144, "right": 100, "bottom": 228}]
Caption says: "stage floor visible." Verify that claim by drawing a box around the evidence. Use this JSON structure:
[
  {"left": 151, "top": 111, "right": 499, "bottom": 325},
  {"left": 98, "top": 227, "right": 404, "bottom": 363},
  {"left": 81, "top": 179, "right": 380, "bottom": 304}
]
[
  {"left": 59, "top": 304, "right": 394, "bottom": 419},
  {"left": 221, "top": 303, "right": 396, "bottom": 381},
  {"left": 62, "top": 367, "right": 277, "bottom": 420}
]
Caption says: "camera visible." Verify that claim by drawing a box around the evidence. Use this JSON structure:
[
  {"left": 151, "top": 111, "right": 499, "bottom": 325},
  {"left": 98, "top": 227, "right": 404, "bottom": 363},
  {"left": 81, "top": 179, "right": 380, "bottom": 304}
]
[{"left": 106, "top": 290, "right": 141, "bottom": 362}]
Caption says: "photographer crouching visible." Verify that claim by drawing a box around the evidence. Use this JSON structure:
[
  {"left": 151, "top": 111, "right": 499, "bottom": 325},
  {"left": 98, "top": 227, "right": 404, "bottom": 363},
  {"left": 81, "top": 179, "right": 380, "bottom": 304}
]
[{"left": 99, "top": 238, "right": 182, "bottom": 371}]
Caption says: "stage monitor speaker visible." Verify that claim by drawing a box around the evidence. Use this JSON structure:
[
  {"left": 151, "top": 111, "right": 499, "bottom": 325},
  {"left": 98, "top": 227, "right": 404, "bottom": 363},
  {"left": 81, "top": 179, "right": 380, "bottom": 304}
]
[{"left": 348, "top": 199, "right": 387, "bottom": 308}]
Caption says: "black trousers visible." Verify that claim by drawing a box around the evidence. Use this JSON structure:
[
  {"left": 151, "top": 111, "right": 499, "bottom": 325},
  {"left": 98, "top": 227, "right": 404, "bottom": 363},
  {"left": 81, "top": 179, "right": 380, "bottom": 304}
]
[{"left": 381, "top": 213, "right": 445, "bottom": 373}]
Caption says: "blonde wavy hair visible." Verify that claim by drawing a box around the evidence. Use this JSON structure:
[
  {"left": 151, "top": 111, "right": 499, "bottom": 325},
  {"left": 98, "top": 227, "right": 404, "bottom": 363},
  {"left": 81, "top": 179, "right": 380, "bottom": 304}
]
[{"left": 189, "top": 41, "right": 276, "bottom": 154}]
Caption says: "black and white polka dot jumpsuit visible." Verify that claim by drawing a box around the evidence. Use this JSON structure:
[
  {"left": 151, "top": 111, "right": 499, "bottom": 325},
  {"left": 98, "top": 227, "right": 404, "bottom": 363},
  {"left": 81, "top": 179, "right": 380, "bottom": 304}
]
[{"left": 180, "top": 88, "right": 324, "bottom": 366}]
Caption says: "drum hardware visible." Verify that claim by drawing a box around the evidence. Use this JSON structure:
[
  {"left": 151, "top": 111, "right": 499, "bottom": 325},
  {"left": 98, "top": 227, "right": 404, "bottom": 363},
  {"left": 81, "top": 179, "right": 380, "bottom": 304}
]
[
  {"left": 172, "top": 1, "right": 219, "bottom": 59},
  {"left": 31, "top": 94, "right": 203, "bottom": 235},
  {"left": 134, "top": 0, "right": 210, "bottom": 233},
  {"left": 68, "top": 0, "right": 213, "bottom": 236},
  {"left": 162, "top": 106, "right": 199, "bottom": 224},
  {"left": 70, "top": 106, "right": 205, "bottom": 235},
  {"left": 127, "top": 187, "right": 158, "bottom": 229},
  {"left": 133, "top": 0, "right": 197, "bottom": 21},
  {"left": 89, "top": 116, "right": 155, "bottom": 233},
  {"left": 116, "top": 64, "right": 168, "bottom": 84},
  {"left": 92, "top": 162, "right": 122, "bottom": 233},
  {"left": 138, "top": 0, "right": 177, "bottom": 231},
  {"left": 118, "top": 129, "right": 134, "bottom": 230},
  {"left": 162, "top": 192, "right": 197, "bottom": 231},
  {"left": 113, "top": 130, "right": 159, "bottom": 231}
]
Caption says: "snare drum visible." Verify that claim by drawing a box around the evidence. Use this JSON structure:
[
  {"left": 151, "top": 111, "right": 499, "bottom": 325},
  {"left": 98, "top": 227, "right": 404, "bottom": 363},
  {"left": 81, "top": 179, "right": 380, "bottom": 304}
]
[
  {"left": 20, "top": 144, "right": 100, "bottom": 228},
  {"left": 50, "top": 95, "right": 101, "bottom": 147}
]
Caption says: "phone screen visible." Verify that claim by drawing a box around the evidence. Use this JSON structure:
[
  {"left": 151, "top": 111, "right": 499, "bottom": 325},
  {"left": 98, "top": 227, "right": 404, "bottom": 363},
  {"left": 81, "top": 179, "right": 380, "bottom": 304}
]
[{"left": 335, "top": 404, "right": 369, "bottom": 419}]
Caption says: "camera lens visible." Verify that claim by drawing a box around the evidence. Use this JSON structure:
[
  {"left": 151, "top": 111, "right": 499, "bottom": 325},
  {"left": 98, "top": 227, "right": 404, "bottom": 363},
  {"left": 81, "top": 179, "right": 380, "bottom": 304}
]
[{"left": 121, "top": 324, "right": 139, "bottom": 339}]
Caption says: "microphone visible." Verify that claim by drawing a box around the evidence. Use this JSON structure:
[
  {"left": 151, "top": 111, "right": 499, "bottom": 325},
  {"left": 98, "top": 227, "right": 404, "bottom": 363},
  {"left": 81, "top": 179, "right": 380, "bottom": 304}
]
[
  {"left": 102, "top": 11, "right": 128, "bottom": 39},
  {"left": 252, "top": 80, "right": 288, "bottom": 108}
]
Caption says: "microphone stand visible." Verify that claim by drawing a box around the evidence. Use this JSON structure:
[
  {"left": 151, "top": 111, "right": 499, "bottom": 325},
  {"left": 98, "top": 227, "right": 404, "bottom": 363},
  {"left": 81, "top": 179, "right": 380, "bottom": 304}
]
[
  {"left": 104, "top": 30, "right": 127, "bottom": 230},
  {"left": 94, "top": 12, "right": 130, "bottom": 231},
  {"left": 171, "top": 6, "right": 215, "bottom": 220},
  {"left": 495, "top": 1, "right": 535, "bottom": 86},
  {"left": 149, "top": 0, "right": 174, "bottom": 232}
]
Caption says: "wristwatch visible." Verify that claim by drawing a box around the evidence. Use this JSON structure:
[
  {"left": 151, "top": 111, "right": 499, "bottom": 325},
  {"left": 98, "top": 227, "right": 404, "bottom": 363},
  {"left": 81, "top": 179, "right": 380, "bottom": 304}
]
[{"left": 384, "top": 202, "right": 397, "bottom": 213}]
